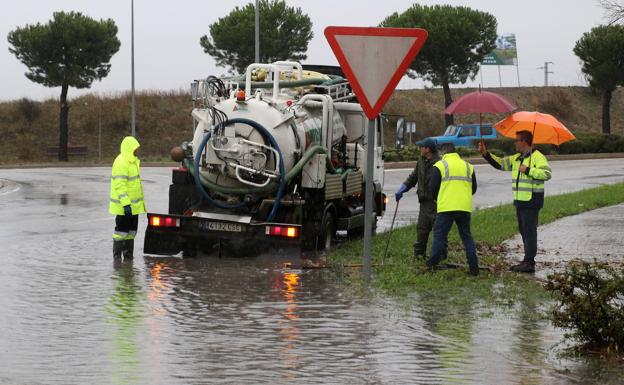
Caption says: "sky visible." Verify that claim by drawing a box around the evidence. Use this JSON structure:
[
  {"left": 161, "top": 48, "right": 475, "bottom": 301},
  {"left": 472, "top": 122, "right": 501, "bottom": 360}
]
[{"left": 0, "top": 0, "right": 607, "bottom": 101}]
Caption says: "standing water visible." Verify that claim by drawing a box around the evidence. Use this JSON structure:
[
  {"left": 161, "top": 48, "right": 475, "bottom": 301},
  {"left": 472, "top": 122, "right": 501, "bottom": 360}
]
[{"left": 1, "top": 167, "right": 623, "bottom": 384}]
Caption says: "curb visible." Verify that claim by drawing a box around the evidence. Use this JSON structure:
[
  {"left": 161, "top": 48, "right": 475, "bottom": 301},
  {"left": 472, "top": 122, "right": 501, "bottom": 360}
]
[
  {"left": 1, "top": 153, "right": 623, "bottom": 171},
  {"left": 384, "top": 153, "right": 624, "bottom": 170},
  {"left": 0, "top": 161, "right": 179, "bottom": 170}
]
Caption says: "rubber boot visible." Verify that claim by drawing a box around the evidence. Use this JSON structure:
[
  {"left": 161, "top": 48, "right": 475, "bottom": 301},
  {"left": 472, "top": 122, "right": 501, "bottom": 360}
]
[
  {"left": 510, "top": 260, "right": 535, "bottom": 273},
  {"left": 113, "top": 240, "right": 124, "bottom": 260},
  {"left": 123, "top": 239, "right": 134, "bottom": 260}
]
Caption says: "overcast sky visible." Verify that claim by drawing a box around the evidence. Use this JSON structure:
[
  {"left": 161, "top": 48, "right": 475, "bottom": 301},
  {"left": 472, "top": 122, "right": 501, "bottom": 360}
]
[{"left": 0, "top": 0, "right": 606, "bottom": 101}]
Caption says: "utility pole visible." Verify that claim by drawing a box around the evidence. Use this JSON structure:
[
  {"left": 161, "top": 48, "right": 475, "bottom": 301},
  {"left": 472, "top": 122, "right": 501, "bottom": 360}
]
[
  {"left": 254, "top": 0, "right": 260, "bottom": 63},
  {"left": 131, "top": 0, "right": 136, "bottom": 137},
  {"left": 537, "top": 61, "right": 554, "bottom": 86}
]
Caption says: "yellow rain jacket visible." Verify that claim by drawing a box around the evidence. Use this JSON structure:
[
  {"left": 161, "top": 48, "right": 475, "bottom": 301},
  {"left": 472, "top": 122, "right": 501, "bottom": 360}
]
[
  {"left": 488, "top": 150, "right": 551, "bottom": 205},
  {"left": 109, "top": 137, "right": 146, "bottom": 215}
]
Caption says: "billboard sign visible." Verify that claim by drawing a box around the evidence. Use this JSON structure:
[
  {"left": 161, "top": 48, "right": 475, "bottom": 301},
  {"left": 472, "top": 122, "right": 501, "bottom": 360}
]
[{"left": 482, "top": 33, "right": 517, "bottom": 66}]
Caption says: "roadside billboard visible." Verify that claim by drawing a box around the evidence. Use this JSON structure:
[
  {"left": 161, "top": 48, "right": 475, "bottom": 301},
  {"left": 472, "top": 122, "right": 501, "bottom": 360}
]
[{"left": 482, "top": 33, "right": 517, "bottom": 66}]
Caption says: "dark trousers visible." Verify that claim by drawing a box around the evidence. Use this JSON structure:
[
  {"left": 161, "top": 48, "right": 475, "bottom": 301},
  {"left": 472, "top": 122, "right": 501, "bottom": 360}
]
[
  {"left": 414, "top": 201, "right": 447, "bottom": 258},
  {"left": 428, "top": 211, "right": 478, "bottom": 269},
  {"left": 516, "top": 207, "right": 539, "bottom": 262},
  {"left": 114, "top": 215, "right": 138, "bottom": 241}
]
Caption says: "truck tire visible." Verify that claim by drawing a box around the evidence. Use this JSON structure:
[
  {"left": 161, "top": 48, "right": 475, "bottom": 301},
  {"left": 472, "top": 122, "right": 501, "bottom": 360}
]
[
  {"left": 318, "top": 211, "right": 335, "bottom": 251},
  {"left": 347, "top": 218, "right": 377, "bottom": 238}
]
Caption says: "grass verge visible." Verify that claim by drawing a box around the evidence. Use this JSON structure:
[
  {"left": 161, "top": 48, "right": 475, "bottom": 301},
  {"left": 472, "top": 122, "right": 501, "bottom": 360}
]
[{"left": 328, "top": 182, "right": 624, "bottom": 300}]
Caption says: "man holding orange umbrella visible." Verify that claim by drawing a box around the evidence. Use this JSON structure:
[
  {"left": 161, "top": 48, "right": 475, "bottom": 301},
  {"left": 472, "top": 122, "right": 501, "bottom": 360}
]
[{"left": 478, "top": 111, "right": 574, "bottom": 273}]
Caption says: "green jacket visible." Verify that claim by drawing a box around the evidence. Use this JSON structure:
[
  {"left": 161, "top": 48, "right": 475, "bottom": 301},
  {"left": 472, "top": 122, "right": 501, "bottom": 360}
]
[
  {"left": 109, "top": 136, "right": 146, "bottom": 216},
  {"left": 403, "top": 153, "right": 441, "bottom": 203}
]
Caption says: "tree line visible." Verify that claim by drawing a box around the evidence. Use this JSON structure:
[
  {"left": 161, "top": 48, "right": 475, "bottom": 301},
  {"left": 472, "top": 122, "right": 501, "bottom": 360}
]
[{"left": 7, "top": 0, "right": 624, "bottom": 161}]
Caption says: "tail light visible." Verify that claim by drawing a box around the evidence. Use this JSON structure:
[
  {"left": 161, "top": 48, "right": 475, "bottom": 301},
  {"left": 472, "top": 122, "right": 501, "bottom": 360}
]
[
  {"left": 266, "top": 225, "right": 299, "bottom": 238},
  {"left": 150, "top": 215, "right": 180, "bottom": 228}
]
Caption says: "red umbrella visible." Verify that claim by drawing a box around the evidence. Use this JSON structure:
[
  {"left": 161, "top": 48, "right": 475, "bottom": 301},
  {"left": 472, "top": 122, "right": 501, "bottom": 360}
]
[
  {"left": 443, "top": 88, "right": 517, "bottom": 140},
  {"left": 444, "top": 89, "right": 517, "bottom": 115}
]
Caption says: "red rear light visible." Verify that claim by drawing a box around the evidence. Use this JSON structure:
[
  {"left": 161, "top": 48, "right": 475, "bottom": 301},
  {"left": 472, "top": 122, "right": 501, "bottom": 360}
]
[
  {"left": 150, "top": 215, "right": 180, "bottom": 228},
  {"left": 266, "top": 225, "right": 298, "bottom": 238}
]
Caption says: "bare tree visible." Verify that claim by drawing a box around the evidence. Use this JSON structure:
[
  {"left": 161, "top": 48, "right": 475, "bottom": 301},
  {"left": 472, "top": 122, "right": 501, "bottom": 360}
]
[{"left": 600, "top": 0, "right": 624, "bottom": 24}]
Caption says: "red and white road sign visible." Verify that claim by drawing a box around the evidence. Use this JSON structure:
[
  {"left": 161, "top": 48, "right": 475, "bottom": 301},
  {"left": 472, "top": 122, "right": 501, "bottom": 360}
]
[{"left": 324, "top": 26, "right": 428, "bottom": 119}]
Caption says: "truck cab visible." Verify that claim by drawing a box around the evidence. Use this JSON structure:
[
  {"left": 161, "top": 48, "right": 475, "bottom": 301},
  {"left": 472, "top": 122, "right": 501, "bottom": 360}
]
[{"left": 431, "top": 124, "right": 496, "bottom": 148}]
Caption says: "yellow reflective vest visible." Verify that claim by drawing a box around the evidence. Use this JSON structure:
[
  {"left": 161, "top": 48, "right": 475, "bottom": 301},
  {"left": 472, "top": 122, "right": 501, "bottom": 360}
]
[
  {"left": 489, "top": 150, "right": 551, "bottom": 202},
  {"left": 433, "top": 153, "right": 475, "bottom": 213},
  {"left": 109, "top": 136, "right": 146, "bottom": 216}
]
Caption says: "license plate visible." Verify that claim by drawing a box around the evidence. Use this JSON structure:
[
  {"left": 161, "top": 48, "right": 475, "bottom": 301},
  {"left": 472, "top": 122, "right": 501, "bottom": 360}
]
[{"left": 207, "top": 222, "right": 242, "bottom": 232}]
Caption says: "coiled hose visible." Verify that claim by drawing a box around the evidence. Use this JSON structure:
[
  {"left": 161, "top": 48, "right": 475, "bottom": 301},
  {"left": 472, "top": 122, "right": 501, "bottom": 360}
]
[
  {"left": 193, "top": 118, "right": 286, "bottom": 221},
  {"left": 190, "top": 134, "right": 348, "bottom": 221}
]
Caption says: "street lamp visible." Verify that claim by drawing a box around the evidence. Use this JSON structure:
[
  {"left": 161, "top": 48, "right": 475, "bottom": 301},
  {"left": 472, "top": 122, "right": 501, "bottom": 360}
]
[{"left": 131, "top": 0, "right": 136, "bottom": 137}]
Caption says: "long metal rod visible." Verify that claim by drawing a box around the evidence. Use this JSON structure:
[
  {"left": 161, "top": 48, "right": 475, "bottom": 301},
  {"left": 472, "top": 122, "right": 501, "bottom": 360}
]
[
  {"left": 131, "top": 0, "right": 136, "bottom": 137},
  {"left": 363, "top": 118, "right": 376, "bottom": 280},
  {"left": 254, "top": 0, "right": 260, "bottom": 63},
  {"left": 382, "top": 200, "right": 399, "bottom": 264}
]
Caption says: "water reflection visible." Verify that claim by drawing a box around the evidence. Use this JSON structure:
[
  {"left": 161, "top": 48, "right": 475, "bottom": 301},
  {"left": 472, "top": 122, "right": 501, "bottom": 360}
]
[
  {"left": 275, "top": 271, "right": 301, "bottom": 377},
  {"left": 106, "top": 261, "right": 145, "bottom": 385}
]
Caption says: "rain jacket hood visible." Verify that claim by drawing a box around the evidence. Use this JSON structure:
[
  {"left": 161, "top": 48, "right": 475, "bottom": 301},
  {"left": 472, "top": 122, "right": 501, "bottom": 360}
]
[
  {"left": 109, "top": 136, "right": 145, "bottom": 216},
  {"left": 120, "top": 136, "right": 140, "bottom": 162}
]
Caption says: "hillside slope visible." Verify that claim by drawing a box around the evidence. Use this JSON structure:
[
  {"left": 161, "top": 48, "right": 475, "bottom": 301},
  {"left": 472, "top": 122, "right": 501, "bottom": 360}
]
[
  {"left": 383, "top": 86, "right": 624, "bottom": 146},
  {"left": 0, "top": 87, "right": 621, "bottom": 164}
]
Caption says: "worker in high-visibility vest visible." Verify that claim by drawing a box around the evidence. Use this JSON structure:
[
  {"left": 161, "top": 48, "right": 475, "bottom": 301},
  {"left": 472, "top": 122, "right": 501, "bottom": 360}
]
[
  {"left": 426, "top": 142, "right": 479, "bottom": 276},
  {"left": 394, "top": 137, "right": 447, "bottom": 260},
  {"left": 479, "top": 130, "right": 551, "bottom": 273},
  {"left": 109, "top": 136, "right": 146, "bottom": 261}
]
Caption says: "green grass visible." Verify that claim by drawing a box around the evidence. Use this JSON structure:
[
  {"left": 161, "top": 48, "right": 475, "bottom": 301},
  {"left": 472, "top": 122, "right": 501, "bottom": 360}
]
[{"left": 328, "top": 182, "right": 624, "bottom": 299}]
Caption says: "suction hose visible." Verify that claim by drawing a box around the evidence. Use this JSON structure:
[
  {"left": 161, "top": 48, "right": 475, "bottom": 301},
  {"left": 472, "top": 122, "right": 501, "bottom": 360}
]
[
  {"left": 193, "top": 118, "right": 286, "bottom": 221},
  {"left": 187, "top": 144, "right": 338, "bottom": 194}
]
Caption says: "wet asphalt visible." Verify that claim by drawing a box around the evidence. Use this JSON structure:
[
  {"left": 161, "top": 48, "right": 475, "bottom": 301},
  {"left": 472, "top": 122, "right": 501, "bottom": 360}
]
[{"left": 1, "top": 159, "right": 624, "bottom": 384}]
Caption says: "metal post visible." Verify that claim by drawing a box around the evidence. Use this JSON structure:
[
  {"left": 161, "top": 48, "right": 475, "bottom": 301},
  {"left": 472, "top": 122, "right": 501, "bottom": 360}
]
[
  {"left": 498, "top": 65, "right": 502, "bottom": 87},
  {"left": 480, "top": 66, "right": 484, "bottom": 88},
  {"left": 131, "top": 0, "right": 136, "bottom": 137},
  {"left": 363, "top": 118, "right": 376, "bottom": 280},
  {"left": 98, "top": 98, "right": 102, "bottom": 161},
  {"left": 255, "top": 0, "right": 260, "bottom": 63},
  {"left": 515, "top": 63, "right": 521, "bottom": 87},
  {"left": 538, "top": 62, "right": 554, "bottom": 87}
]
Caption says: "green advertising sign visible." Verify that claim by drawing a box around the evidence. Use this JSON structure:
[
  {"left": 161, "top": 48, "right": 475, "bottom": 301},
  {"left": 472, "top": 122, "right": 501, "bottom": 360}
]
[{"left": 482, "top": 33, "right": 517, "bottom": 66}]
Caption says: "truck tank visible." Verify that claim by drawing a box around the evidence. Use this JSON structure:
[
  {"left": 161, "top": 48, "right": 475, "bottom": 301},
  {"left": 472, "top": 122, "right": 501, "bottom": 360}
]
[{"left": 145, "top": 61, "right": 386, "bottom": 256}]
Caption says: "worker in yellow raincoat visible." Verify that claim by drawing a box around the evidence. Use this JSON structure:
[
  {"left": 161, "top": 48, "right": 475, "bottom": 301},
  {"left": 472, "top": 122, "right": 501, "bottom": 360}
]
[{"left": 109, "top": 136, "right": 146, "bottom": 260}]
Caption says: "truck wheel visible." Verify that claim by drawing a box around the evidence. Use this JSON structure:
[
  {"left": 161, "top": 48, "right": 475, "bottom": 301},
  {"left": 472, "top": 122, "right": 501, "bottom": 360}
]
[
  {"left": 182, "top": 245, "right": 198, "bottom": 258},
  {"left": 347, "top": 218, "right": 377, "bottom": 238},
  {"left": 318, "top": 212, "right": 335, "bottom": 251}
]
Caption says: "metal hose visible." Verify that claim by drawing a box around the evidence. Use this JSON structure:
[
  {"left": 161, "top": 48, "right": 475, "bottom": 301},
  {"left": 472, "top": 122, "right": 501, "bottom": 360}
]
[{"left": 193, "top": 118, "right": 286, "bottom": 221}]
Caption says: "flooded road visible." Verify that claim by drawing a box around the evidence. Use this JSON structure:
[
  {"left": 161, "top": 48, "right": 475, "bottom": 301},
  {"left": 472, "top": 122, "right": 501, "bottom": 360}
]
[{"left": 1, "top": 162, "right": 624, "bottom": 384}]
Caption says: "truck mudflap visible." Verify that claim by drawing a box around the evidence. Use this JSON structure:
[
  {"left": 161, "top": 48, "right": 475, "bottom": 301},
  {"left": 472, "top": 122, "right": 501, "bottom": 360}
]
[{"left": 143, "top": 212, "right": 301, "bottom": 256}]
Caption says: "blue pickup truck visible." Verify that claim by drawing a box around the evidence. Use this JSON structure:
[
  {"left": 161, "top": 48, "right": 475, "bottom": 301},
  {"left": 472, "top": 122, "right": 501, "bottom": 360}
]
[{"left": 430, "top": 124, "right": 497, "bottom": 148}]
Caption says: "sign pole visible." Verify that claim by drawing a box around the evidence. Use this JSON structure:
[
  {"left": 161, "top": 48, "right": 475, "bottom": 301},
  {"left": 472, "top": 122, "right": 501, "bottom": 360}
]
[
  {"left": 324, "top": 26, "right": 428, "bottom": 281},
  {"left": 363, "top": 118, "right": 376, "bottom": 279}
]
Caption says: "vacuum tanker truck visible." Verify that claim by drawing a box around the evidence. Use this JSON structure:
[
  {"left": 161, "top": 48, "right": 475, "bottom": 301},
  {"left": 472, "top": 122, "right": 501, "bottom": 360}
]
[{"left": 144, "top": 61, "right": 386, "bottom": 256}]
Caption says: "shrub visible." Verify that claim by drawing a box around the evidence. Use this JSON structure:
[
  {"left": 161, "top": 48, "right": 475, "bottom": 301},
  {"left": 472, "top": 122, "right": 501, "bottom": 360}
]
[
  {"left": 15, "top": 97, "right": 41, "bottom": 123},
  {"left": 537, "top": 88, "right": 573, "bottom": 120},
  {"left": 545, "top": 260, "right": 624, "bottom": 353}
]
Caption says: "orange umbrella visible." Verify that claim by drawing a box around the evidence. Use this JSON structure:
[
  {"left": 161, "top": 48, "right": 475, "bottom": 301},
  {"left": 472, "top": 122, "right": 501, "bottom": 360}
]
[{"left": 494, "top": 111, "right": 576, "bottom": 145}]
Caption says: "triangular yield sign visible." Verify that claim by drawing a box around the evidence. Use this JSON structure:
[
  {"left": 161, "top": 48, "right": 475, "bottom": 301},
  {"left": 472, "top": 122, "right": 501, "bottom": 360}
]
[{"left": 324, "top": 26, "right": 428, "bottom": 119}]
